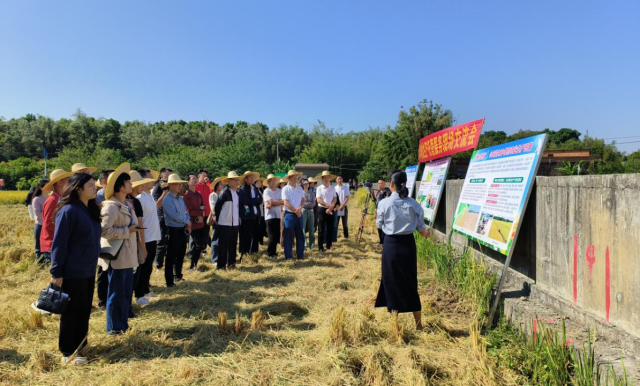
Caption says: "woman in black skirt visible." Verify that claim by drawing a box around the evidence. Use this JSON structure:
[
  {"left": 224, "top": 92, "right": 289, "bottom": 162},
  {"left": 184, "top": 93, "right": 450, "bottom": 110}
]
[{"left": 374, "top": 169, "right": 431, "bottom": 329}]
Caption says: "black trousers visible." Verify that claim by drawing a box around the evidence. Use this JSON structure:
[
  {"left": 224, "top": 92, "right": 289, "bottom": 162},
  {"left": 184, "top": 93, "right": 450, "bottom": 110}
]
[
  {"left": 336, "top": 207, "right": 349, "bottom": 238},
  {"left": 155, "top": 218, "right": 169, "bottom": 268},
  {"left": 251, "top": 217, "right": 262, "bottom": 253},
  {"left": 60, "top": 277, "right": 94, "bottom": 356},
  {"left": 317, "top": 209, "right": 335, "bottom": 251},
  {"left": 202, "top": 224, "right": 211, "bottom": 249},
  {"left": 257, "top": 215, "right": 267, "bottom": 245},
  {"left": 188, "top": 227, "right": 206, "bottom": 268},
  {"left": 165, "top": 226, "right": 187, "bottom": 285},
  {"left": 239, "top": 219, "right": 256, "bottom": 255},
  {"left": 266, "top": 218, "right": 281, "bottom": 257},
  {"left": 217, "top": 225, "right": 239, "bottom": 269},
  {"left": 378, "top": 228, "right": 385, "bottom": 244},
  {"left": 96, "top": 266, "right": 110, "bottom": 306},
  {"left": 135, "top": 241, "right": 157, "bottom": 298}
]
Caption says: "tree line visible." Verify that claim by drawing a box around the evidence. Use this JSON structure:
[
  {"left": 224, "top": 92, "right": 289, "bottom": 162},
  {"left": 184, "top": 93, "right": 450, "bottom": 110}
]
[{"left": 1, "top": 100, "right": 638, "bottom": 190}]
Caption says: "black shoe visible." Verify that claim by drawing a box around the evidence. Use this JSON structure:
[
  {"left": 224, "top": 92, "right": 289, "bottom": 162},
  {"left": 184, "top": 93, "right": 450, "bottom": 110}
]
[
  {"left": 175, "top": 276, "right": 183, "bottom": 282},
  {"left": 167, "top": 283, "right": 176, "bottom": 288},
  {"left": 319, "top": 249, "right": 325, "bottom": 254},
  {"left": 107, "top": 330, "right": 124, "bottom": 336},
  {"left": 128, "top": 312, "right": 136, "bottom": 319},
  {"left": 228, "top": 264, "right": 236, "bottom": 269}
]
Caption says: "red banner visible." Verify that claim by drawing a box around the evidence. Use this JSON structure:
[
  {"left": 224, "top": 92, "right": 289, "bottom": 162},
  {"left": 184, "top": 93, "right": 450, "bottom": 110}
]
[{"left": 418, "top": 119, "right": 485, "bottom": 162}]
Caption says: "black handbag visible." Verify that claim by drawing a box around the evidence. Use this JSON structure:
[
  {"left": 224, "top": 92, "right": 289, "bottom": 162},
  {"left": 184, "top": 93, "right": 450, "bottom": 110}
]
[{"left": 36, "top": 283, "right": 70, "bottom": 314}]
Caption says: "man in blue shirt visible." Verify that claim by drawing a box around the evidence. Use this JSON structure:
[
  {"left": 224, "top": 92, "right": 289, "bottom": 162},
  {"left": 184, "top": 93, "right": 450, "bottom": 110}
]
[{"left": 161, "top": 173, "right": 190, "bottom": 287}]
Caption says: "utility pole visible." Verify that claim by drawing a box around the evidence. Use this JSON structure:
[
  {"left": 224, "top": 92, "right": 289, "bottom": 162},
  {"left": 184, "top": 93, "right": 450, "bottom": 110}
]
[{"left": 277, "top": 136, "right": 280, "bottom": 162}]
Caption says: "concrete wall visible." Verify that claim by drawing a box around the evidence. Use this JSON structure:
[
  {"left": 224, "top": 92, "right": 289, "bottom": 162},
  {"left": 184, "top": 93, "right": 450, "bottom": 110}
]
[{"left": 433, "top": 174, "right": 640, "bottom": 339}]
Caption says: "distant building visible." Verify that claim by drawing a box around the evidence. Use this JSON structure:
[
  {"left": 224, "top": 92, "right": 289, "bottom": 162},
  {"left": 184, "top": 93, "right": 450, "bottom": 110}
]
[{"left": 295, "top": 163, "right": 330, "bottom": 179}]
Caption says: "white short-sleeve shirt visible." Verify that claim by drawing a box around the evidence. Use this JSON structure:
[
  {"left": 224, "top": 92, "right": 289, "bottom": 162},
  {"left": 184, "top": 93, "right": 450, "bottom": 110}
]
[
  {"left": 282, "top": 184, "right": 304, "bottom": 212},
  {"left": 316, "top": 184, "right": 336, "bottom": 208},
  {"left": 263, "top": 187, "right": 282, "bottom": 220},
  {"left": 336, "top": 184, "right": 350, "bottom": 216}
]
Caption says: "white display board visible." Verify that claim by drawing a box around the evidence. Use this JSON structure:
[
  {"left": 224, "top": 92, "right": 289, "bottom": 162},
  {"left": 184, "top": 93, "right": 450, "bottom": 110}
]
[
  {"left": 405, "top": 164, "right": 419, "bottom": 198},
  {"left": 416, "top": 157, "right": 451, "bottom": 228}
]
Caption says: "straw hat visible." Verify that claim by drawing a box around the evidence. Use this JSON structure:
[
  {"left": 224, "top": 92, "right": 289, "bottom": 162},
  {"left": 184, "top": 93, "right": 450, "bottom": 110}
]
[
  {"left": 264, "top": 173, "right": 278, "bottom": 183},
  {"left": 104, "top": 163, "right": 131, "bottom": 200},
  {"left": 319, "top": 170, "right": 336, "bottom": 181},
  {"left": 42, "top": 169, "right": 73, "bottom": 191},
  {"left": 95, "top": 181, "right": 103, "bottom": 189},
  {"left": 165, "top": 173, "right": 188, "bottom": 185},
  {"left": 241, "top": 171, "right": 260, "bottom": 182},
  {"left": 209, "top": 176, "right": 226, "bottom": 190},
  {"left": 278, "top": 178, "right": 286, "bottom": 185},
  {"left": 221, "top": 171, "right": 244, "bottom": 185},
  {"left": 149, "top": 170, "right": 159, "bottom": 180},
  {"left": 129, "top": 170, "right": 156, "bottom": 188},
  {"left": 308, "top": 176, "right": 317, "bottom": 183},
  {"left": 71, "top": 163, "right": 97, "bottom": 174},
  {"left": 283, "top": 169, "right": 303, "bottom": 182}
]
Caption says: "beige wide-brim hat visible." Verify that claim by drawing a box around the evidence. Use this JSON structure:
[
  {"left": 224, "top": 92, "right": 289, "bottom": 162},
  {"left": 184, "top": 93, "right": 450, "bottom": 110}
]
[
  {"left": 105, "top": 163, "right": 131, "bottom": 200},
  {"left": 209, "top": 176, "right": 226, "bottom": 189},
  {"left": 265, "top": 173, "right": 278, "bottom": 183},
  {"left": 242, "top": 171, "right": 260, "bottom": 182},
  {"left": 279, "top": 178, "right": 286, "bottom": 185},
  {"left": 221, "top": 171, "right": 244, "bottom": 185},
  {"left": 95, "top": 181, "right": 103, "bottom": 189},
  {"left": 283, "top": 169, "right": 303, "bottom": 182},
  {"left": 319, "top": 170, "right": 336, "bottom": 181},
  {"left": 130, "top": 170, "right": 157, "bottom": 188},
  {"left": 71, "top": 163, "right": 97, "bottom": 174},
  {"left": 308, "top": 177, "right": 317, "bottom": 183},
  {"left": 164, "top": 173, "right": 188, "bottom": 186},
  {"left": 42, "top": 169, "right": 73, "bottom": 191},
  {"left": 149, "top": 170, "right": 159, "bottom": 180}
]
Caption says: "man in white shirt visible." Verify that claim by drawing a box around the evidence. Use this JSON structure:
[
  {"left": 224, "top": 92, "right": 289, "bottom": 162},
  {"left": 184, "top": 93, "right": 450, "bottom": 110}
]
[
  {"left": 263, "top": 174, "right": 284, "bottom": 259},
  {"left": 213, "top": 172, "right": 242, "bottom": 269},
  {"left": 315, "top": 171, "right": 337, "bottom": 252},
  {"left": 135, "top": 169, "right": 162, "bottom": 303},
  {"left": 281, "top": 170, "right": 305, "bottom": 260},
  {"left": 333, "top": 175, "right": 350, "bottom": 241}
]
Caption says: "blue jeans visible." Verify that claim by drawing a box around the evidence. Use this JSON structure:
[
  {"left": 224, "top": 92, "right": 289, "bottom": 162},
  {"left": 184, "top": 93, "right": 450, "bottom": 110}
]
[
  {"left": 302, "top": 209, "right": 315, "bottom": 248},
  {"left": 106, "top": 268, "right": 133, "bottom": 333},
  {"left": 34, "top": 224, "right": 42, "bottom": 261},
  {"left": 283, "top": 212, "right": 305, "bottom": 260}
]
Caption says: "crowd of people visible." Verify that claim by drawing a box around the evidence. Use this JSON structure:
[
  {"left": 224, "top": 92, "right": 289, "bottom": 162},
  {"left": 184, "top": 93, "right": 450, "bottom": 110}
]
[{"left": 28, "top": 163, "right": 362, "bottom": 365}]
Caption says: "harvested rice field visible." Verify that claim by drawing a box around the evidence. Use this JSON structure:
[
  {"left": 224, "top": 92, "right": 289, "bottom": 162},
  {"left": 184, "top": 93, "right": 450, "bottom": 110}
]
[{"left": 0, "top": 196, "right": 521, "bottom": 386}]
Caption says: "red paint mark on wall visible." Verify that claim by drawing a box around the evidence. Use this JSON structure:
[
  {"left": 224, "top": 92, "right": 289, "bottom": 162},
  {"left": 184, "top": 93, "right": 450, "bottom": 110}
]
[
  {"left": 605, "top": 247, "right": 610, "bottom": 322},
  {"left": 586, "top": 244, "right": 596, "bottom": 275},
  {"left": 573, "top": 234, "right": 578, "bottom": 303}
]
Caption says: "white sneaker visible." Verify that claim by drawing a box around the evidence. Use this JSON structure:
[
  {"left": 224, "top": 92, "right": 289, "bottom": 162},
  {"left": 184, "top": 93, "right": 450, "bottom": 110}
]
[
  {"left": 61, "top": 356, "right": 88, "bottom": 365},
  {"left": 136, "top": 297, "right": 151, "bottom": 306},
  {"left": 145, "top": 292, "right": 157, "bottom": 298}
]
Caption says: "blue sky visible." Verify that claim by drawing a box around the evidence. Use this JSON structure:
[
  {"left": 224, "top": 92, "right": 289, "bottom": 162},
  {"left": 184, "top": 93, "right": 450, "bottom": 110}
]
[{"left": 1, "top": 1, "right": 639, "bottom": 153}]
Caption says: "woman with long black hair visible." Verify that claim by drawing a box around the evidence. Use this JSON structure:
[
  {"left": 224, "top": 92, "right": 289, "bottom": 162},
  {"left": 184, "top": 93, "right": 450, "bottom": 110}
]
[
  {"left": 49, "top": 172, "right": 101, "bottom": 365},
  {"left": 374, "top": 169, "right": 431, "bottom": 329},
  {"left": 31, "top": 179, "right": 49, "bottom": 262}
]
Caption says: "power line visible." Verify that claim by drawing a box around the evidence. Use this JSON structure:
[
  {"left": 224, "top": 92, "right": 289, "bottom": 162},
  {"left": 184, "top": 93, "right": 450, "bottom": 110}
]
[
  {"left": 615, "top": 140, "right": 640, "bottom": 145},
  {"left": 603, "top": 135, "right": 640, "bottom": 140}
]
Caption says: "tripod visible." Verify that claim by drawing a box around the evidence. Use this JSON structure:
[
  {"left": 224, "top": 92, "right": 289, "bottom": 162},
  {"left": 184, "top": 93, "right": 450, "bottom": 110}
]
[{"left": 356, "top": 189, "right": 376, "bottom": 244}]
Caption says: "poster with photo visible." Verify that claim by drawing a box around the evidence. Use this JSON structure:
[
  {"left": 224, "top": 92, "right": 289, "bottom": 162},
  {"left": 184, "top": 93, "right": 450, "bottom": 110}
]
[
  {"left": 416, "top": 157, "right": 451, "bottom": 227},
  {"left": 452, "top": 134, "right": 547, "bottom": 256},
  {"left": 405, "top": 164, "right": 419, "bottom": 198}
]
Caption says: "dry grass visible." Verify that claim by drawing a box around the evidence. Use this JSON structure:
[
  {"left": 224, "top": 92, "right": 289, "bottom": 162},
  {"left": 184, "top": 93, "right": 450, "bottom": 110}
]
[
  {"left": 0, "top": 200, "right": 521, "bottom": 385},
  {"left": 0, "top": 191, "right": 28, "bottom": 206}
]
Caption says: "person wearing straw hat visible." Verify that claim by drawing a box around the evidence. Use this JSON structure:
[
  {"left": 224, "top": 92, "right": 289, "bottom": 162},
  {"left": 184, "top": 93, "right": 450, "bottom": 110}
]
[
  {"left": 254, "top": 177, "right": 267, "bottom": 245},
  {"left": 208, "top": 176, "right": 226, "bottom": 264},
  {"left": 238, "top": 171, "right": 263, "bottom": 261},
  {"left": 309, "top": 177, "right": 319, "bottom": 233},
  {"left": 126, "top": 171, "right": 155, "bottom": 313},
  {"left": 263, "top": 174, "right": 283, "bottom": 259},
  {"left": 133, "top": 169, "right": 162, "bottom": 305},
  {"left": 71, "top": 163, "right": 98, "bottom": 174},
  {"left": 49, "top": 172, "right": 101, "bottom": 365},
  {"left": 39, "top": 169, "right": 73, "bottom": 264},
  {"left": 184, "top": 172, "right": 206, "bottom": 270},
  {"left": 161, "top": 173, "right": 191, "bottom": 286},
  {"left": 214, "top": 171, "right": 243, "bottom": 269},
  {"left": 99, "top": 163, "right": 142, "bottom": 335},
  {"left": 281, "top": 170, "right": 305, "bottom": 260},
  {"left": 151, "top": 167, "right": 174, "bottom": 270},
  {"left": 315, "top": 170, "right": 337, "bottom": 253}
]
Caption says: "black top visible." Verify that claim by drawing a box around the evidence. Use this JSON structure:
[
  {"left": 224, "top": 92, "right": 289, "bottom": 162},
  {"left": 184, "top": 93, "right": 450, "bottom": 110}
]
[
  {"left": 237, "top": 184, "right": 263, "bottom": 220},
  {"left": 151, "top": 181, "right": 164, "bottom": 218},
  {"left": 126, "top": 195, "right": 143, "bottom": 218}
]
